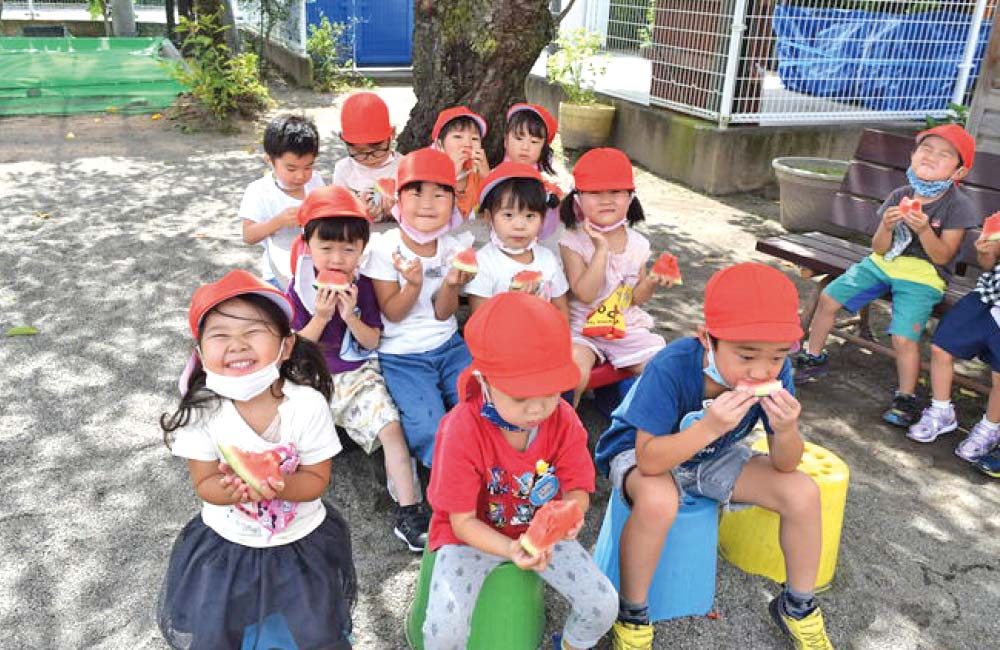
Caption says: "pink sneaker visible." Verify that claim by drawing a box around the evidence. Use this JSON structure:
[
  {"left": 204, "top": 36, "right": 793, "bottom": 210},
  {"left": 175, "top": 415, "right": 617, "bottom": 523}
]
[
  {"left": 907, "top": 405, "right": 957, "bottom": 443},
  {"left": 955, "top": 420, "right": 1000, "bottom": 462}
]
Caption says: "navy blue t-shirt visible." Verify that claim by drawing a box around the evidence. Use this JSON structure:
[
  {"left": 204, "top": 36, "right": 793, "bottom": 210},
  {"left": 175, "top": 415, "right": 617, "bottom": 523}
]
[{"left": 594, "top": 337, "right": 795, "bottom": 476}]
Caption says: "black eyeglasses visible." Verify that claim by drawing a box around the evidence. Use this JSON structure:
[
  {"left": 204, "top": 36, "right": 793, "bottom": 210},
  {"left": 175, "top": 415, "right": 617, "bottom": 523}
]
[{"left": 346, "top": 141, "right": 392, "bottom": 162}]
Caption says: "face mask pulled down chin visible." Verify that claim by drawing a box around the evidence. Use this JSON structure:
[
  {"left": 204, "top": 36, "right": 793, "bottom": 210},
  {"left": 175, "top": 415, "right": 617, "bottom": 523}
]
[
  {"left": 489, "top": 227, "right": 535, "bottom": 255},
  {"left": 202, "top": 341, "right": 285, "bottom": 401},
  {"left": 475, "top": 371, "right": 524, "bottom": 431},
  {"left": 702, "top": 335, "right": 730, "bottom": 388},
  {"left": 391, "top": 203, "right": 464, "bottom": 245}
]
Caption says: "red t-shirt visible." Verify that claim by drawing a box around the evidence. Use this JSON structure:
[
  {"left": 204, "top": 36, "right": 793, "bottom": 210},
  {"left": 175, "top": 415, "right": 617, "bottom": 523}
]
[{"left": 427, "top": 392, "right": 596, "bottom": 551}]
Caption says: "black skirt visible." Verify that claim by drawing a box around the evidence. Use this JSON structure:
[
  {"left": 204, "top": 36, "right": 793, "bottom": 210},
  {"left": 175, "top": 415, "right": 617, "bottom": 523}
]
[{"left": 157, "top": 502, "right": 356, "bottom": 649}]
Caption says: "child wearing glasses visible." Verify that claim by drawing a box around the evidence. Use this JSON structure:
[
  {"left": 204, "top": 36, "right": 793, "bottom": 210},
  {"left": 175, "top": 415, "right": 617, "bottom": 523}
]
[{"left": 332, "top": 92, "right": 402, "bottom": 223}]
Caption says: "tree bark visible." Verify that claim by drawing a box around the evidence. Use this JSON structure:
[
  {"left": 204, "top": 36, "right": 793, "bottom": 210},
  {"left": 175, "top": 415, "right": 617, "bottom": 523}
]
[
  {"left": 111, "top": 0, "right": 137, "bottom": 36},
  {"left": 399, "top": 0, "right": 556, "bottom": 165}
]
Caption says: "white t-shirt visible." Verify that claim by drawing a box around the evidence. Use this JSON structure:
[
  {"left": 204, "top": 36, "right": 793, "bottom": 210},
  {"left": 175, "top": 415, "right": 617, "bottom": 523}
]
[
  {"left": 331, "top": 152, "right": 401, "bottom": 195},
  {"left": 361, "top": 228, "right": 471, "bottom": 355},
  {"left": 238, "top": 171, "right": 326, "bottom": 282},
  {"left": 464, "top": 242, "right": 569, "bottom": 301},
  {"left": 171, "top": 381, "right": 341, "bottom": 548}
]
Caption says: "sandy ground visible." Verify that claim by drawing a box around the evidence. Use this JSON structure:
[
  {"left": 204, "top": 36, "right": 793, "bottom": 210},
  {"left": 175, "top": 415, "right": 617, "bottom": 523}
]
[{"left": 1, "top": 84, "right": 998, "bottom": 650}]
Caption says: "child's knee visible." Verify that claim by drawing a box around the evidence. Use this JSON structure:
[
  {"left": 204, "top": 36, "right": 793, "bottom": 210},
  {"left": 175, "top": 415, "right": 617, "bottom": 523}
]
[
  {"left": 777, "top": 471, "right": 821, "bottom": 518},
  {"left": 630, "top": 480, "right": 679, "bottom": 529},
  {"left": 931, "top": 344, "right": 953, "bottom": 363},
  {"left": 892, "top": 334, "right": 920, "bottom": 351},
  {"left": 817, "top": 292, "right": 841, "bottom": 313}
]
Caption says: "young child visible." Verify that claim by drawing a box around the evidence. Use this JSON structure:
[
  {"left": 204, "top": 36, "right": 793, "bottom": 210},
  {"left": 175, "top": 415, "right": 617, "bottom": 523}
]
[
  {"left": 158, "top": 270, "right": 355, "bottom": 649},
  {"left": 504, "top": 103, "right": 558, "bottom": 175},
  {"left": 424, "top": 292, "right": 617, "bottom": 650},
  {"left": 431, "top": 106, "right": 491, "bottom": 219},
  {"left": 558, "top": 147, "right": 670, "bottom": 405},
  {"left": 287, "top": 184, "right": 429, "bottom": 551},
  {"left": 796, "top": 124, "right": 979, "bottom": 427},
  {"left": 361, "top": 147, "right": 476, "bottom": 467},
  {"left": 595, "top": 263, "right": 833, "bottom": 650},
  {"left": 908, "top": 231, "right": 1000, "bottom": 476},
  {"left": 240, "top": 114, "right": 325, "bottom": 289},
  {"left": 332, "top": 91, "right": 402, "bottom": 222},
  {"left": 464, "top": 162, "right": 569, "bottom": 318}
]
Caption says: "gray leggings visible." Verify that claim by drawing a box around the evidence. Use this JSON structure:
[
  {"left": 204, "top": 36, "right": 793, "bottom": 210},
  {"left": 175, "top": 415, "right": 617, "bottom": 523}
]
[{"left": 422, "top": 540, "right": 618, "bottom": 650}]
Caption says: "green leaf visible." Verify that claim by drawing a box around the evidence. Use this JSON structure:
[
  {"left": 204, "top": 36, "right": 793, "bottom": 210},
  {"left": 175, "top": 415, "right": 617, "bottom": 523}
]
[{"left": 4, "top": 325, "right": 39, "bottom": 336}]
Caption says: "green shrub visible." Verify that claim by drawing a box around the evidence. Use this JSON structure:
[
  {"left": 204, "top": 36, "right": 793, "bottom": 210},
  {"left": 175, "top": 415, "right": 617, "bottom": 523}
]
[
  {"left": 546, "top": 28, "right": 610, "bottom": 105},
  {"left": 307, "top": 16, "right": 371, "bottom": 93}
]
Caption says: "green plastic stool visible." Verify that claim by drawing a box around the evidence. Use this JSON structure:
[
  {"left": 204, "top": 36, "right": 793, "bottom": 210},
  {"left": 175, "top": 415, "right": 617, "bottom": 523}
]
[{"left": 405, "top": 547, "right": 546, "bottom": 649}]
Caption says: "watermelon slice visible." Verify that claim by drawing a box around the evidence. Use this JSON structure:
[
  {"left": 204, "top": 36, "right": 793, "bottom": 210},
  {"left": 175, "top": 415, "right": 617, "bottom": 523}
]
[
  {"left": 313, "top": 269, "right": 351, "bottom": 292},
  {"left": 519, "top": 499, "right": 584, "bottom": 557},
  {"left": 452, "top": 247, "right": 478, "bottom": 274},
  {"left": 984, "top": 212, "right": 1000, "bottom": 241},
  {"left": 649, "top": 252, "right": 682, "bottom": 285},
  {"left": 510, "top": 269, "right": 544, "bottom": 291},
  {"left": 373, "top": 178, "right": 396, "bottom": 198},
  {"left": 735, "top": 379, "right": 783, "bottom": 397},
  {"left": 217, "top": 444, "right": 285, "bottom": 494},
  {"left": 899, "top": 196, "right": 922, "bottom": 215}
]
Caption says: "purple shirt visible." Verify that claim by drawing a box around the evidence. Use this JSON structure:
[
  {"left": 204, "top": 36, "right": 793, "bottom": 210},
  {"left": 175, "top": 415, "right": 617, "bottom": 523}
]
[{"left": 287, "top": 274, "right": 383, "bottom": 374}]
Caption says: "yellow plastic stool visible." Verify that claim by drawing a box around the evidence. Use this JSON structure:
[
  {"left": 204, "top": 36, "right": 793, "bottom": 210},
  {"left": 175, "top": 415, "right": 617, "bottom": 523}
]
[{"left": 718, "top": 440, "right": 849, "bottom": 591}]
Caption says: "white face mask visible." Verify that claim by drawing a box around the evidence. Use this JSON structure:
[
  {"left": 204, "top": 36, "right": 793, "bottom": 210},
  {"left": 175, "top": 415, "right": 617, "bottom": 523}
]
[
  {"left": 202, "top": 340, "right": 285, "bottom": 402},
  {"left": 489, "top": 227, "right": 535, "bottom": 255}
]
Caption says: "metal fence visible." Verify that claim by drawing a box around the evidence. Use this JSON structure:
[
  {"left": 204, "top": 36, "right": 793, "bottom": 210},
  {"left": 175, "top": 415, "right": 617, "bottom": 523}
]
[
  {"left": 234, "top": 0, "right": 307, "bottom": 53},
  {"left": 574, "top": 0, "right": 995, "bottom": 126}
]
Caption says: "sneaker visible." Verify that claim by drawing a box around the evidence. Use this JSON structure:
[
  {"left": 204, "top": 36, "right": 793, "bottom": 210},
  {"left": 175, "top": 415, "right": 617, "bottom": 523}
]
[
  {"left": 393, "top": 504, "right": 429, "bottom": 552},
  {"left": 793, "top": 351, "right": 829, "bottom": 382},
  {"left": 956, "top": 420, "right": 1000, "bottom": 462},
  {"left": 975, "top": 447, "right": 1000, "bottom": 478},
  {"left": 769, "top": 597, "right": 834, "bottom": 650},
  {"left": 610, "top": 620, "right": 654, "bottom": 650},
  {"left": 906, "top": 405, "right": 958, "bottom": 443},
  {"left": 882, "top": 392, "right": 921, "bottom": 428}
]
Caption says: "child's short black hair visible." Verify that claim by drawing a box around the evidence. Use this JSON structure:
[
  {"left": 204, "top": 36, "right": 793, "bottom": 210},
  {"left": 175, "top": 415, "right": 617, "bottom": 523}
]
[
  {"left": 481, "top": 178, "right": 558, "bottom": 216},
  {"left": 507, "top": 111, "right": 555, "bottom": 175},
  {"left": 436, "top": 116, "right": 483, "bottom": 142},
  {"left": 399, "top": 181, "right": 456, "bottom": 196},
  {"left": 559, "top": 189, "right": 646, "bottom": 230},
  {"left": 263, "top": 114, "right": 320, "bottom": 159},
  {"left": 303, "top": 216, "right": 370, "bottom": 246}
]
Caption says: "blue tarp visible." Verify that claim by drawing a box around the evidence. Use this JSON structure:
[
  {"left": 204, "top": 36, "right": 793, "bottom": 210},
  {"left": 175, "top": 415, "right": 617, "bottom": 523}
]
[{"left": 772, "top": 5, "right": 991, "bottom": 112}]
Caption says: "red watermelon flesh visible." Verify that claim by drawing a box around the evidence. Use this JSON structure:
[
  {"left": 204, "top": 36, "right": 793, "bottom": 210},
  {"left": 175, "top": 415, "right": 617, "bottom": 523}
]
[
  {"left": 899, "top": 196, "right": 922, "bottom": 215},
  {"left": 984, "top": 212, "right": 1000, "bottom": 241},
  {"left": 372, "top": 178, "right": 396, "bottom": 198},
  {"left": 452, "top": 247, "right": 478, "bottom": 273},
  {"left": 650, "top": 252, "right": 683, "bottom": 285},
  {"left": 520, "top": 499, "right": 584, "bottom": 557},
  {"left": 313, "top": 269, "right": 351, "bottom": 292},
  {"left": 218, "top": 444, "right": 285, "bottom": 494},
  {"left": 510, "top": 269, "right": 543, "bottom": 290}
]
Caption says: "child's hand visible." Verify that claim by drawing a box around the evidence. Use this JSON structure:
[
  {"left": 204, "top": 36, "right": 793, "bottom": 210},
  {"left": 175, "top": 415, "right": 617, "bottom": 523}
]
[
  {"left": 509, "top": 538, "right": 552, "bottom": 573},
  {"left": 702, "top": 390, "right": 758, "bottom": 439},
  {"left": 274, "top": 206, "right": 300, "bottom": 229},
  {"left": 444, "top": 266, "right": 475, "bottom": 287},
  {"left": 583, "top": 221, "right": 609, "bottom": 250},
  {"left": 452, "top": 149, "right": 472, "bottom": 175},
  {"left": 392, "top": 251, "right": 423, "bottom": 286},
  {"left": 760, "top": 389, "right": 801, "bottom": 435},
  {"left": 508, "top": 277, "right": 541, "bottom": 295},
  {"left": 471, "top": 145, "right": 490, "bottom": 176},
  {"left": 642, "top": 273, "right": 675, "bottom": 290},
  {"left": 563, "top": 518, "right": 584, "bottom": 542},
  {"left": 901, "top": 208, "right": 930, "bottom": 234},
  {"left": 336, "top": 284, "right": 359, "bottom": 321},
  {"left": 218, "top": 462, "right": 279, "bottom": 502},
  {"left": 975, "top": 235, "right": 1000, "bottom": 254},
  {"left": 314, "top": 286, "right": 338, "bottom": 321},
  {"left": 881, "top": 206, "right": 903, "bottom": 227}
]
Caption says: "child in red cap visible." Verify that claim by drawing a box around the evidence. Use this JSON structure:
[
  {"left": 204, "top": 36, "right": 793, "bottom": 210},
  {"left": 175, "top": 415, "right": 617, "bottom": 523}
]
[
  {"left": 159, "top": 270, "right": 355, "bottom": 649},
  {"left": 431, "top": 106, "right": 491, "bottom": 219},
  {"left": 360, "top": 148, "right": 476, "bottom": 468},
  {"left": 464, "top": 161, "right": 569, "bottom": 318},
  {"left": 797, "top": 124, "right": 980, "bottom": 428},
  {"left": 288, "top": 185, "right": 428, "bottom": 551},
  {"left": 424, "top": 292, "right": 617, "bottom": 650},
  {"left": 595, "top": 263, "right": 834, "bottom": 650},
  {"left": 333, "top": 91, "right": 401, "bottom": 222},
  {"left": 558, "top": 148, "right": 671, "bottom": 405}
]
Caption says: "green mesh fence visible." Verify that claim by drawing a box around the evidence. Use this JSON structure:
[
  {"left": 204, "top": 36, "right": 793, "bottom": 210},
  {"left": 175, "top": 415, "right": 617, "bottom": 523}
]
[{"left": 0, "top": 36, "right": 186, "bottom": 116}]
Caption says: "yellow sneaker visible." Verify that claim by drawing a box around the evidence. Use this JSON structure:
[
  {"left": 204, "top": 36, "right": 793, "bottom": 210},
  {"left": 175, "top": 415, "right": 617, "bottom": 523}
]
[
  {"left": 769, "top": 597, "right": 835, "bottom": 650},
  {"left": 611, "top": 620, "right": 654, "bottom": 650}
]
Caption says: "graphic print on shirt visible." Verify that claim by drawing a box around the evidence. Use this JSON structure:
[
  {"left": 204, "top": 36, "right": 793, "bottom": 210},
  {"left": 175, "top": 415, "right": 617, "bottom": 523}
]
[
  {"left": 230, "top": 444, "right": 301, "bottom": 538},
  {"left": 485, "top": 459, "right": 558, "bottom": 531},
  {"left": 583, "top": 284, "right": 632, "bottom": 339}
]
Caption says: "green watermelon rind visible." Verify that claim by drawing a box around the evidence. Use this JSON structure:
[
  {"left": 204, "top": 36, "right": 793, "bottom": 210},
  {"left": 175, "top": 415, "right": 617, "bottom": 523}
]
[{"left": 217, "top": 444, "right": 281, "bottom": 494}]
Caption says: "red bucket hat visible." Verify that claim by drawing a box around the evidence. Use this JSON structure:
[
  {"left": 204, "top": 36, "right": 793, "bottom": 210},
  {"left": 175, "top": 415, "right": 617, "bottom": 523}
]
[
  {"left": 704, "top": 263, "right": 803, "bottom": 343},
  {"left": 458, "top": 292, "right": 581, "bottom": 400},
  {"left": 188, "top": 270, "right": 294, "bottom": 340},
  {"left": 340, "top": 92, "right": 393, "bottom": 144},
  {"left": 572, "top": 148, "right": 635, "bottom": 192},
  {"left": 297, "top": 184, "right": 371, "bottom": 227},
  {"left": 916, "top": 123, "right": 975, "bottom": 171},
  {"left": 506, "top": 103, "right": 558, "bottom": 144},
  {"left": 477, "top": 161, "right": 545, "bottom": 205},
  {"left": 396, "top": 147, "right": 457, "bottom": 190},
  {"left": 431, "top": 106, "right": 488, "bottom": 142}
]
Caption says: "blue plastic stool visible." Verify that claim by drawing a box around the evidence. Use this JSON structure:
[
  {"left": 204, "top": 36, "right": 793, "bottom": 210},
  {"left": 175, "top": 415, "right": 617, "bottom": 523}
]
[
  {"left": 592, "top": 489, "right": 718, "bottom": 622},
  {"left": 242, "top": 612, "right": 299, "bottom": 650}
]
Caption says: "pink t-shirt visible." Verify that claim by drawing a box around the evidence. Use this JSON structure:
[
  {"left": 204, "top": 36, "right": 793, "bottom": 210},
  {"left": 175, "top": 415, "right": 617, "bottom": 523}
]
[{"left": 558, "top": 226, "right": 656, "bottom": 334}]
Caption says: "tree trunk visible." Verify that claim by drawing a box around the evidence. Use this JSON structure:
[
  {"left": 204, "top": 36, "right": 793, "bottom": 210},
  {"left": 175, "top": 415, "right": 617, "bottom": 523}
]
[
  {"left": 111, "top": 0, "right": 137, "bottom": 36},
  {"left": 399, "top": 0, "right": 556, "bottom": 164}
]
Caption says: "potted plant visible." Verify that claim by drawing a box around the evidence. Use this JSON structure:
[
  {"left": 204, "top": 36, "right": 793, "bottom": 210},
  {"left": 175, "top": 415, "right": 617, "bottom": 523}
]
[
  {"left": 546, "top": 28, "right": 615, "bottom": 150},
  {"left": 772, "top": 157, "right": 850, "bottom": 234}
]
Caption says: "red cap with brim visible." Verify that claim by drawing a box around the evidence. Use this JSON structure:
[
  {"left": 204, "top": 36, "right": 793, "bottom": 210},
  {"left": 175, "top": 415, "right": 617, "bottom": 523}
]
[
  {"left": 477, "top": 161, "right": 545, "bottom": 205},
  {"left": 704, "top": 263, "right": 803, "bottom": 343},
  {"left": 506, "top": 103, "right": 558, "bottom": 144},
  {"left": 298, "top": 185, "right": 371, "bottom": 227},
  {"left": 431, "top": 106, "right": 488, "bottom": 141},
  {"left": 572, "top": 147, "right": 635, "bottom": 192},
  {"left": 397, "top": 147, "right": 457, "bottom": 190},
  {"left": 457, "top": 293, "right": 580, "bottom": 400},
  {"left": 188, "top": 269, "right": 294, "bottom": 339},
  {"left": 340, "top": 92, "right": 393, "bottom": 144}
]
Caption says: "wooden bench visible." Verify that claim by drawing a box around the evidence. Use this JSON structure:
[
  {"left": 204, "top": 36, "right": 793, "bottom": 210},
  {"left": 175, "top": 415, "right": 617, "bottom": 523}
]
[{"left": 757, "top": 128, "right": 1000, "bottom": 394}]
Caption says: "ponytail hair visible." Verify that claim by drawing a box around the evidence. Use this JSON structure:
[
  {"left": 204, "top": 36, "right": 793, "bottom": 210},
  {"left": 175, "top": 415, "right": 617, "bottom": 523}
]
[
  {"left": 559, "top": 189, "right": 646, "bottom": 230},
  {"left": 160, "top": 293, "right": 333, "bottom": 447}
]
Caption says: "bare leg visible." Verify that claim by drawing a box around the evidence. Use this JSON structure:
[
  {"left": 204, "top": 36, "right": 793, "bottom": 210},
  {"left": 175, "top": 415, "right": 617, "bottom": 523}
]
[
  {"left": 571, "top": 344, "right": 598, "bottom": 408},
  {"left": 987, "top": 373, "right": 1000, "bottom": 423},
  {"left": 892, "top": 335, "right": 921, "bottom": 395},
  {"left": 618, "top": 470, "right": 679, "bottom": 604},
  {"left": 379, "top": 421, "right": 417, "bottom": 506},
  {"left": 806, "top": 293, "right": 842, "bottom": 357},
  {"left": 929, "top": 344, "right": 955, "bottom": 402}
]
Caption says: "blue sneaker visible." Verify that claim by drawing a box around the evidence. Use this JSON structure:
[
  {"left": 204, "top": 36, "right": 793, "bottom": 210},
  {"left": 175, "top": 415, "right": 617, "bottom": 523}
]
[
  {"left": 883, "top": 392, "right": 921, "bottom": 428},
  {"left": 975, "top": 447, "right": 1000, "bottom": 478},
  {"left": 793, "top": 351, "right": 829, "bottom": 382}
]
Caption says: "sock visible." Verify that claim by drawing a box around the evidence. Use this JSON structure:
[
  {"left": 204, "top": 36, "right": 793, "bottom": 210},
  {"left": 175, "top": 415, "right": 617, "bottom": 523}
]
[
  {"left": 931, "top": 399, "right": 952, "bottom": 411},
  {"left": 980, "top": 415, "right": 1000, "bottom": 430},
  {"left": 780, "top": 587, "right": 817, "bottom": 620},
  {"left": 618, "top": 597, "right": 650, "bottom": 626}
]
